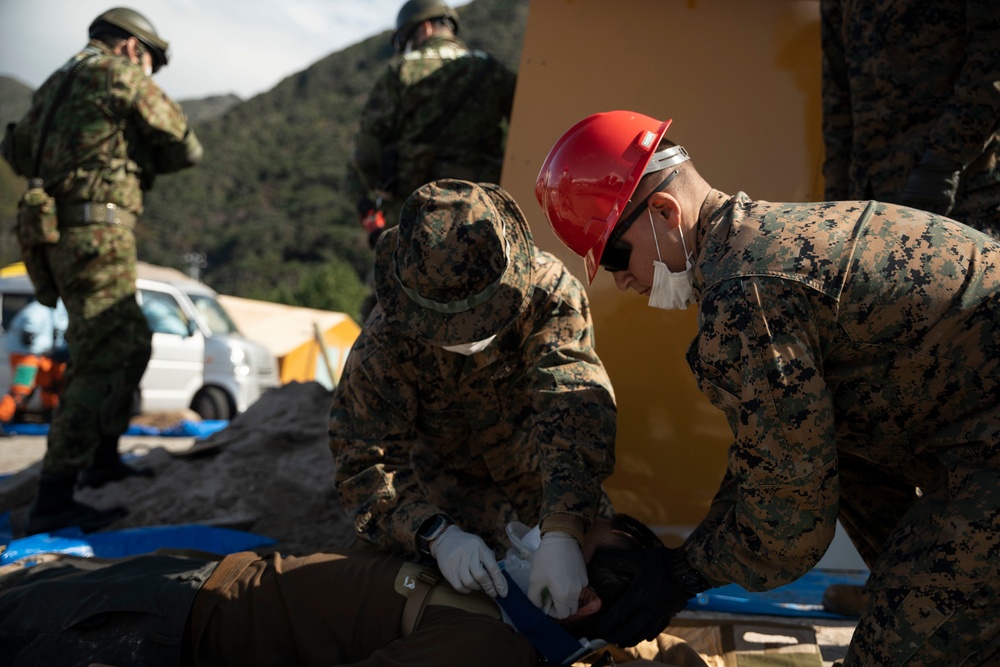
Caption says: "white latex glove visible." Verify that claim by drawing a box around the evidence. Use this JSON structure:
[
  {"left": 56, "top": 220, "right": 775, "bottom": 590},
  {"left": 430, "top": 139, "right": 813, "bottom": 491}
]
[
  {"left": 429, "top": 524, "right": 509, "bottom": 598},
  {"left": 528, "top": 530, "right": 587, "bottom": 619}
]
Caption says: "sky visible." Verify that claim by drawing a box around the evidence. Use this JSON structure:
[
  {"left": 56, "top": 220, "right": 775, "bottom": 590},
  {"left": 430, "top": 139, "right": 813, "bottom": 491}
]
[{"left": 0, "top": 0, "right": 405, "bottom": 100}]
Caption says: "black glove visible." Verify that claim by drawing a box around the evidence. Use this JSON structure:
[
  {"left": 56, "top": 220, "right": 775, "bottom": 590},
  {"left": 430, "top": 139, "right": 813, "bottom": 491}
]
[
  {"left": 896, "top": 150, "right": 961, "bottom": 217},
  {"left": 590, "top": 546, "right": 710, "bottom": 648},
  {"left": 20, "top": 331, "right": 34, "bottom": 347}
]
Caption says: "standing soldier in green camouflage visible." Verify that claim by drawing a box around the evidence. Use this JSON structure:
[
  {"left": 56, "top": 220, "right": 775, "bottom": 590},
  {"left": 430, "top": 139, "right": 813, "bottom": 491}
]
[
  {"left": 345, "top": 0, "right": 517, "bottom": 319},
  {"left": 329, "top": 179, "right": 616, "bottom": 622},
  {"left": 1, "top": 7, "right": 203, "bottom": 535},
  {"left": 821, "top": 0, "right": 1000, "bottom": 237},
  {"left": 536, "top": 111, "right": 1000, "bottom": 664}
]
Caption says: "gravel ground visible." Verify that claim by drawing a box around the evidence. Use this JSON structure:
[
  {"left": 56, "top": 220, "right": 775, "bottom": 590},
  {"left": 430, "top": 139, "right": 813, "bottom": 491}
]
[{"left": 1, "top": 381, "right": 356, "bottom": 555}]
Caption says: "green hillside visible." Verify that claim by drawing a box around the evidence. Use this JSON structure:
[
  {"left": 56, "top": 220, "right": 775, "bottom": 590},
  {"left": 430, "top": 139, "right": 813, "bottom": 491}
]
[
  {"left": 182, "top": 94, "right": 243, "bottom": 125},
  {"left": 0, "top": 76, "right": 33, "bottom": 132},
  {"left": 0, "top": 0, "right": 529, "bottom": 322}
]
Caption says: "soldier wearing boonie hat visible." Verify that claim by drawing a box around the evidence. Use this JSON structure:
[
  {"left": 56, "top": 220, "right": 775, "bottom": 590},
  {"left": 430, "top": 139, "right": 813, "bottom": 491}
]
[
  {"left": 331, "top": 179, "right": 617, "bottom": 622},
  {"left": 374, "top": 179, "right": 533, "bottom": 346}
]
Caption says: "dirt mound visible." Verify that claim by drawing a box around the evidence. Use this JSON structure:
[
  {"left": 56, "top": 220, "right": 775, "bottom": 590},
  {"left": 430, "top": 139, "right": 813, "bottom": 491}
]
[{"left": 74, "top": 381, "right": 358, "bottom": 555}]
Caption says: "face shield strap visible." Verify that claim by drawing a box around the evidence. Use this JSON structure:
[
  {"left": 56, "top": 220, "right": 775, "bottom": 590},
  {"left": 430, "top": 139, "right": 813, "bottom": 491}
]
[
  {"left": 395, "top": 218, "right": 511, "bottom": 314},
  {"left": 642, "top": 145, "right": 690, "bottom": 176}
]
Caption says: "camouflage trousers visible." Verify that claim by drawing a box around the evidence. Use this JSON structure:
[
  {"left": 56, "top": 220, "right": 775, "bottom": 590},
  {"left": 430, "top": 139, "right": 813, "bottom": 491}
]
[
  {"left": 844, "top": 580, "right": 1000, "bottom": 666},
  {"left": 41, "top": 225, "right": 151, "bottom": 474}
]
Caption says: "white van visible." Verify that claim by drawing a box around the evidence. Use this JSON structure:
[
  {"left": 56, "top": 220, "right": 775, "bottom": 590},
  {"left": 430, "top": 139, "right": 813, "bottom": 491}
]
[{"left": 0, "top": 263, "right": 280, "bottom": 420}]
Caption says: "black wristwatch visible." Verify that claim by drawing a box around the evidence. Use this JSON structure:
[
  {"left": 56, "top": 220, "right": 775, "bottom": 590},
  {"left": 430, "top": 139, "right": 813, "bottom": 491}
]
[{"left": 416, "top": 514, "right": 451, "bottom": 556}]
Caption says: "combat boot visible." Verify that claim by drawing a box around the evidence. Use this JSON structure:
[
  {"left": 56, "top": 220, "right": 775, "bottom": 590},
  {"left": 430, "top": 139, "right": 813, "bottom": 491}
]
[
  {"left": 26, "top": 472, "right": 129, "bottom": 535},
  {"left": 77, "top": 436, "right": 155, "bottom": 489}
]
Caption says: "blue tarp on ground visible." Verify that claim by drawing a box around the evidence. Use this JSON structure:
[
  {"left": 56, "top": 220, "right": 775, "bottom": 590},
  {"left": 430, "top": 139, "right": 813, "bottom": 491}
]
[
  {"left": 2, "top": 419, "right": 229, "bottom": 438},
  {"left": 0, "top": 522, "right": 276, "bottom": 564},
  {"left": 0, "top": 523, "right": 869, "bottom": 621},
  {"left": 688, "top": 568, "right": 870, "bottom": 619},
  {"left": 0, "top": 507, "right": 868, "bottom": 620}
]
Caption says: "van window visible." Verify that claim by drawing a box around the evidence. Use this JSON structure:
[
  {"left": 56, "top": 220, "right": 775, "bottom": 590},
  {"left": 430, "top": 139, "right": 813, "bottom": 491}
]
[
  {"left": 189, "top": 294, "right": 239, "bottom": 335},
  {"left": 140, "top": 290, "right": 191, "bottom": 336}
]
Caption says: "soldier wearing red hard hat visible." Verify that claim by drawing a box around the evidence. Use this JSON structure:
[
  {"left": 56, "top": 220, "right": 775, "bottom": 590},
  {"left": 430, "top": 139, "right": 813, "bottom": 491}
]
[{"left": 536, "top": 110, "right": 1000, "bottom": 665}]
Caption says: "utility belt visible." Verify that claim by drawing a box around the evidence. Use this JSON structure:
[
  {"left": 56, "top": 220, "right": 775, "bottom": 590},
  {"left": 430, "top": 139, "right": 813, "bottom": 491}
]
[
  {"left": 394, "top": 562, "right": 501, "bottom": 637},
  {"left": 58, "top": 202, "right": 137, "bottom": 229}
]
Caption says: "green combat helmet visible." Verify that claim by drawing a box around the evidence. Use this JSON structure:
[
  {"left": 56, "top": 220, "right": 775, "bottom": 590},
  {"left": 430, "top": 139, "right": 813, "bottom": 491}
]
[
  {"left": 392, "top": 0, "right": 461, "bottom": 53},
  {"left": 89, "top": 7, "right": 170, "bottom": 72}
]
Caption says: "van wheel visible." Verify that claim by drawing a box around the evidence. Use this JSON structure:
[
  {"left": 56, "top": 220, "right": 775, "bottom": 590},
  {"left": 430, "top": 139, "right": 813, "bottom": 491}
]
[{"left": 191, "top": 387, "right": 232, "bottom": 421}]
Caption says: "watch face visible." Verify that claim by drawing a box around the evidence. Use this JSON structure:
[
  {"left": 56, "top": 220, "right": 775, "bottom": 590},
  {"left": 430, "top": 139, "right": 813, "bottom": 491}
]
[{"left": 419, "top": 515, "right": 448, "bottom": 542}]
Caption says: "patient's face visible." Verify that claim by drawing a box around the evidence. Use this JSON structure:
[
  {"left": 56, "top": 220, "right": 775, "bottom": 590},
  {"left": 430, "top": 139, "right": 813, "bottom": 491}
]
[{"left": 554, "top": 519, "right": 617, "bottom": 621}]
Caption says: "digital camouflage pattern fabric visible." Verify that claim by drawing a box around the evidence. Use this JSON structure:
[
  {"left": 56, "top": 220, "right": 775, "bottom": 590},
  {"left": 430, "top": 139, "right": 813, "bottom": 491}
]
[
  {"left": 821, "top": 0, "right": 1000, "bottom": 236},
  {"left": 4, "top": 41, "right": 201, "bottom": 212},
  {"left": 681, "top": 190, "right": 1000, "bottom": 663},
  {"left": 330, "top": 250, "right": 616, "bottom": 557},
  {"left": 43, "top": 227, "right": 152, "bottom": 473},
  {"left": 373, "top": 181, "right": 534, "bottom": 346},
  {"left": 847, "top": 581, "right": 1000, "bottom": 665},
  {"left": 1, "top": 39, "right": 201, "bottom": 474},
  {"left": 346, "top": 34, "right": 516, "bottom": 229}
]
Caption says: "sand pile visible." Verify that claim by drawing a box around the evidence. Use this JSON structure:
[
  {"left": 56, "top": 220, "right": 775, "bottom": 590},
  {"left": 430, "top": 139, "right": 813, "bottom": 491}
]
[{"left": 73, "top": 380, "right": 358, "bottom": 555}]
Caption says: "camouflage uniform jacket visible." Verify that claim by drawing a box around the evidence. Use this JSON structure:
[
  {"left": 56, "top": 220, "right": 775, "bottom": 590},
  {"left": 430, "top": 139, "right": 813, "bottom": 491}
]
[
  {"left": 2, "top": 39, "right": 201, "bottom": 214},
  {"left": 683, "top": 189, "right": 1000, "bottom": 592},
  {"left": 820, "top": 0, "right": 1000, "bottom": 229},
  {"left": 346, "top": 34, "right": 516, "bottom": 225},
  {"left": 330, "top": 250, "right": 616, "bottom": 557}
]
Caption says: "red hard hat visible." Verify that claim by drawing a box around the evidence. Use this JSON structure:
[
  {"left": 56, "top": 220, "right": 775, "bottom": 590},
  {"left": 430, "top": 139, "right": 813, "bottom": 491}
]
[{"left": 535, "top": 111, "right": 671, "bottom": 283}]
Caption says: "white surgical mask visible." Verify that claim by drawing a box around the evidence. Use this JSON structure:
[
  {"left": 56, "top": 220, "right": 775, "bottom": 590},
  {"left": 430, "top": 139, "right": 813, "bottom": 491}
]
[
  {"left": 647, "top": 208, "right": 694, "bottom": 310},
  {"left": 144, "top": 63, "right": 153, "bottom": 77},
  {"left": 441, "top": 334, "right": 497, "bottom": 356}
]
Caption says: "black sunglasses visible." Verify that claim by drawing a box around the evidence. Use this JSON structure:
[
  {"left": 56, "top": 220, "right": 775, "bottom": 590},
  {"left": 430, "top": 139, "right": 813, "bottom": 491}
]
[
  {"left": 600, "top": 240, "right": 632, "bottom": 273},
  {"left": 600, "top": 169, "right": 679, "bottom": 273}
]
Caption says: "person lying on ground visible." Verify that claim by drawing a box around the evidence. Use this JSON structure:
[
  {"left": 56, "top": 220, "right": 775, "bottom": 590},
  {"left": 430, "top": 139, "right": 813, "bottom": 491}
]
[{"left": 0, "top": 513, "right": 706, "bottom": 667}]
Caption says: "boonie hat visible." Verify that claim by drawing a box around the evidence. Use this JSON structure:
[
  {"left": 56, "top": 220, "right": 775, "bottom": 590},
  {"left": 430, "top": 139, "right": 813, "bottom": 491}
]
[{"left": 374, "top": 179, "right": 534, "bottom": 345}]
